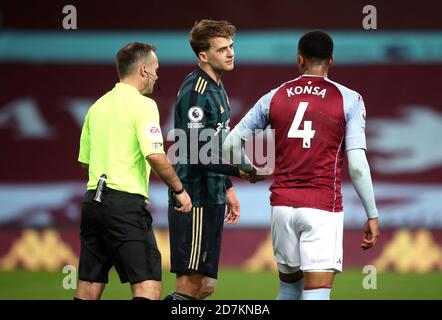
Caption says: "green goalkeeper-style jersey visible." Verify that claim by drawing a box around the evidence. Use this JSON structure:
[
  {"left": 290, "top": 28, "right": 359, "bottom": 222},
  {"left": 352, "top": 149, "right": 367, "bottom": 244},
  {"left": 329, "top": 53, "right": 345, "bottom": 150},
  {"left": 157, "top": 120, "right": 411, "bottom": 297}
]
[{"left": 169, "top": 66, "right": 231, "bottom": 206}]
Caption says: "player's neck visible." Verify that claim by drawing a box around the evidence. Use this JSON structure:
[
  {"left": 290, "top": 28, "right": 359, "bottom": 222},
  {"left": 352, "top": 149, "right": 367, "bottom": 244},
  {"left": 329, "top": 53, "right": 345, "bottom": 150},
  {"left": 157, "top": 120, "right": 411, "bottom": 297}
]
[
  {"left": 303, "top": 66, "right": 328, "bottom": 77},
  {"left": 199, "top": 63, "right": 222, "bottom": 84}
]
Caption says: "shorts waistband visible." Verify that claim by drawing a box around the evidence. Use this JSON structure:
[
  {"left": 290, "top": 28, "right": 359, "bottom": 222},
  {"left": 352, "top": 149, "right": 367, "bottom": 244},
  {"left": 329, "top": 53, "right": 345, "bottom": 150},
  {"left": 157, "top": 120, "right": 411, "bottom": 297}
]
[{"left": 85, "top": 187, "right": 145, "bottom": 201}]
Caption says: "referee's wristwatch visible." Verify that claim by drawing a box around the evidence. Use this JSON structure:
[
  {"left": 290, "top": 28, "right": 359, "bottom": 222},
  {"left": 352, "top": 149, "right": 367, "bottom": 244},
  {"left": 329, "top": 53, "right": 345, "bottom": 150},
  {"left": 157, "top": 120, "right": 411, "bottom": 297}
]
[{"left": 172, "top": 187, "right": 184, "bottom": 195}]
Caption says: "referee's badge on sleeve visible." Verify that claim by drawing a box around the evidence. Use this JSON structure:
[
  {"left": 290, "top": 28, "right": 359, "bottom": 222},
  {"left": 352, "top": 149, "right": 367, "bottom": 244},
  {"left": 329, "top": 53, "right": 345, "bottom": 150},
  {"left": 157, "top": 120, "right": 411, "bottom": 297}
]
[
  {"left": 151, "top": 142, "right": 163, "bottom": 150},
  {"left": 147, "top": 124, "right": 163, "bottom": 140}
]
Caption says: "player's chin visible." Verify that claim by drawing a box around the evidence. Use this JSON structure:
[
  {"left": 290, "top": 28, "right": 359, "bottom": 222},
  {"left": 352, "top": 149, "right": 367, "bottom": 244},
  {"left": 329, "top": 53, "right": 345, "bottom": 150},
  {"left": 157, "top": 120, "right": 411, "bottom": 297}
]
[{"left": 224, "top": 63, "right": 234, "bottom": 71}]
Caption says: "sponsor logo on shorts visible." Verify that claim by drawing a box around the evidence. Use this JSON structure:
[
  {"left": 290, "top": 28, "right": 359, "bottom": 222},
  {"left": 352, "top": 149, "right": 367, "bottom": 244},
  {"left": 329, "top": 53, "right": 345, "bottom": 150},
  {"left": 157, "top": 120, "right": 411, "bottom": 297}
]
[{"left": 310, "top": 258, "right": 330, "bottom": 264}]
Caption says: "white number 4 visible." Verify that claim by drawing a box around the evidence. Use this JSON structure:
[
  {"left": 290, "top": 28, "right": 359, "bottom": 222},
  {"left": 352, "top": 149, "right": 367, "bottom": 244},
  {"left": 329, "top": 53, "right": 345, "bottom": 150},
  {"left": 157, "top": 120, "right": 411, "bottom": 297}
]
[{"left": 288, "top": 102, "right": 316, "bottom": 148}]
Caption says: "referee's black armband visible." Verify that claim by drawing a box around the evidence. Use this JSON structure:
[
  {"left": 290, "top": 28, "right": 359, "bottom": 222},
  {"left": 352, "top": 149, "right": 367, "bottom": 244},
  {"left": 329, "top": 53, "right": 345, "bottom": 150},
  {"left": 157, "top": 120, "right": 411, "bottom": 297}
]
[
  {"left": 197, "top": 163, "right": 240, "bottom": 177},
  {"left": 225, "top": 176, "right": 233, "bottom": 190}
]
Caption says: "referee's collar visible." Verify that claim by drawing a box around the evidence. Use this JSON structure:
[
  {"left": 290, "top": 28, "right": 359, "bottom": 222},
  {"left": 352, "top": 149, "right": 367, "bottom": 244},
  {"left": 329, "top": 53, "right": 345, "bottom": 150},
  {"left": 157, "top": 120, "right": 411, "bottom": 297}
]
[
  {"left": 115, "top": 82, "right": 141, "bottom": 94},
  {"left": 196, "top": 66, "right": 222, "bottom": 88}
]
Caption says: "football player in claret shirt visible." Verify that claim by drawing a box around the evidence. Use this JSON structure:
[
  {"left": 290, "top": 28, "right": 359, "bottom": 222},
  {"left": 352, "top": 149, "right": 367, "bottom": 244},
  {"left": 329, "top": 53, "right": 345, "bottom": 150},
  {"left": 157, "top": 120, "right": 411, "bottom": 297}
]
[
  {"left": 224, "top": 31, "right": 380, "bottom": 300},
  {"left": 164, "top": 20, "right": 262, "bottom": 301}
]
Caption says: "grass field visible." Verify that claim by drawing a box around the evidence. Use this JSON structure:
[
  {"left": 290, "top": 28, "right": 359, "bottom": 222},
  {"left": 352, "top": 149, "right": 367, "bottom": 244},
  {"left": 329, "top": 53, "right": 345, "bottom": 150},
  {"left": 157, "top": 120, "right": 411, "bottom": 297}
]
[{"left": 0, "top": 268, "right": 441, "bottom": 300}]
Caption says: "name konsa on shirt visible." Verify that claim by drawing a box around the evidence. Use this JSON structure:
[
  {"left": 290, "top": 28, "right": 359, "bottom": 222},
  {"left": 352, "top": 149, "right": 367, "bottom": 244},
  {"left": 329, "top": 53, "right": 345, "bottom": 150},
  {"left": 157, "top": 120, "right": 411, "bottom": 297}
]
[{"left": 286, "top": 84, "right": 327, "bottom": 98}]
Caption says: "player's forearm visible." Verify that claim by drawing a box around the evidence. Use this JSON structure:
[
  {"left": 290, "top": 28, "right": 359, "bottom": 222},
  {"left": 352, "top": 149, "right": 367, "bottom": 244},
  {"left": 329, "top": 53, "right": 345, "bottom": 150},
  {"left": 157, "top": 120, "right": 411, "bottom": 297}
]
[
  {"left": 146, "top": 153, "right": 183, "bottom": 193},
  {"left": 223, "top": 126, "right": 254, "bottom": 172},
  {"left": 347, "top": 149, "right": 378, "bottom": 219},
  {"left": 196, "top": 163, "right": 241, "bottom": 177},
  {"left": 225, "top": 176, "right": 233, "bottom": 190},
  {"left": 195, "top": 128, "right": 246, "bottom": 176}
]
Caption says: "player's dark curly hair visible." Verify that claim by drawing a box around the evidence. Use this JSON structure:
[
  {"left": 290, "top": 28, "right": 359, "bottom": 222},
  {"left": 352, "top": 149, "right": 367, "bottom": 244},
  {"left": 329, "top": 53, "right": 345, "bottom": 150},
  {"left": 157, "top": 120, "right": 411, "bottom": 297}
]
[
  {"left": 298, "top": 31, "right": 334, "bottom": 61},
  {"left": 116, "top": 42, "right": 156, "bottom": 79},
  {"left": 189, "top": 19, "right": 236, "bottom": 57}
]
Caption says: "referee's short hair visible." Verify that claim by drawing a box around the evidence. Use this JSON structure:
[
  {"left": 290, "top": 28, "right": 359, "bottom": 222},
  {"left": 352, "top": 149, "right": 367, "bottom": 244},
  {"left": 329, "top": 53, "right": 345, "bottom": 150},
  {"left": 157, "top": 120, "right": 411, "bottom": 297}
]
[
  {"left": 298, "top": 31, "right": 334, "bottom": 61},
  {"left": 116, "top": 42, "right": 156, "bottom": 79},
  {"left": 189, "top": 20, "right": 236, "bottom": 57}
]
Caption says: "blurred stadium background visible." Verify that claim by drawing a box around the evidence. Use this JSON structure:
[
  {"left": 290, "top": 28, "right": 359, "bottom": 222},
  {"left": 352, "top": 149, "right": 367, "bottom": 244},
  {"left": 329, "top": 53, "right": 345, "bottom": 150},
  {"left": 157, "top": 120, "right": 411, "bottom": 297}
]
[{"left": 0, "top": 0, "right": 441, "bottom": 299}]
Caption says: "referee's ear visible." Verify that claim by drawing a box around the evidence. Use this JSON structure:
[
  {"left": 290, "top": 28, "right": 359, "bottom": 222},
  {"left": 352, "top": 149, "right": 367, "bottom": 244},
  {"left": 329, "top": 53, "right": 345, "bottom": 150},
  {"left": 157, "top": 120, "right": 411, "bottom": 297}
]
[{"left": 140, "top": 64, "right": 148, "bottom": 79}]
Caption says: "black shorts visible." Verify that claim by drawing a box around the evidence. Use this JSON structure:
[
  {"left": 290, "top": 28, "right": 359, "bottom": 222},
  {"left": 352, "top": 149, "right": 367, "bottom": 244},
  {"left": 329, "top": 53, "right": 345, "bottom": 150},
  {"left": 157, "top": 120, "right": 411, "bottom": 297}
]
[
  {"left": 168, "top": 205, "right": 225, "bottom": 279},
  {"left": 78, "top": 189, "right": 161, "bottom": 284}
]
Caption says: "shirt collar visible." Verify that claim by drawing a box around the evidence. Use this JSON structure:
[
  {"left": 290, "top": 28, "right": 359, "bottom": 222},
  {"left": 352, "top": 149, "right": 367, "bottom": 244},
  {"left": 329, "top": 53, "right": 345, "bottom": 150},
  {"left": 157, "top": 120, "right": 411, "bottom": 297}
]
[
  {"left": 115, "top": 82, "right": 141, "bottom": 94},
  {"left": 301, "top": 73, "right": 328, "bottom": 80},
  {"left": 196, "top": 66, "right": 222, "bottom": 88}
]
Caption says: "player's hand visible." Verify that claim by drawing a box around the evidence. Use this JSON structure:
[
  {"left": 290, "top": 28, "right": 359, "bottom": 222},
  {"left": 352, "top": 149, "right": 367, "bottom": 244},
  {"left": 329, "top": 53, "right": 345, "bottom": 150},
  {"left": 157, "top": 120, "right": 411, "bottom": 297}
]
[
  {"left": 174, "top": 190, "right": 192, "bottom": 213},
  {"left": 225, "top": 187, "right": 240, "bottom": 224},
  {"left": 239, "top": 169, "right": 266, "bottom": 184},
  {"left": 254, "top": 166, "right": 273, "bottom": 176},
  {"left": 361, "top": 218, "right": 379, "bottom": 250}
]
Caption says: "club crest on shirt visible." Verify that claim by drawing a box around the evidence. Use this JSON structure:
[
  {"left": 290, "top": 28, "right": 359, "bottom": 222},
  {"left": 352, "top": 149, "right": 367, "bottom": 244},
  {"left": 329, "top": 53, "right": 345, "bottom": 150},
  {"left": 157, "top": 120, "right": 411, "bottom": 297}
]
[{"left": 188, "top": 106, "right": 204, "bottom": 129}]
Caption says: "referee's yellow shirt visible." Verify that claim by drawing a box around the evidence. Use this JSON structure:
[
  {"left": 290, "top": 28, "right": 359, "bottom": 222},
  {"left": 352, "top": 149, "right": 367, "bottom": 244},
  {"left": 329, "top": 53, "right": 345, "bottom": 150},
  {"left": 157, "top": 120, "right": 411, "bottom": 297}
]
[{"left": 78, "top": 82, "right": 165, "bottom": 198}]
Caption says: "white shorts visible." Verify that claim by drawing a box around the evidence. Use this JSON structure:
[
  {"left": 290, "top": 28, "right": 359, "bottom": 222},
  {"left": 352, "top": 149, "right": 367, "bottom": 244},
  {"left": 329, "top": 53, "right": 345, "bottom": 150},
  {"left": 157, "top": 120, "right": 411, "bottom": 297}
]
[{"left": 271, "top": 206, "right": 344, "bottom": 272}]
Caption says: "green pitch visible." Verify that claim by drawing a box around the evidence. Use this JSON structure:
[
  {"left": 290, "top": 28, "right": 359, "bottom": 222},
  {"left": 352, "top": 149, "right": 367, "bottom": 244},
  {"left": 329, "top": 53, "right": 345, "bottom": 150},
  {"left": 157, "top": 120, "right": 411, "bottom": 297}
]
[{"left": 0, "top": 268, "right": 441, "bottom": 300}]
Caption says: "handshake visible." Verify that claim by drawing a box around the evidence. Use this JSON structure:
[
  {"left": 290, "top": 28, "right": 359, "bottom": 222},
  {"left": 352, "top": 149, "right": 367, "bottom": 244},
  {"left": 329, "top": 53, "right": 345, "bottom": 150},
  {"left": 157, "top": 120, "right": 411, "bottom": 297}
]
[{"left": 238, "top": 166, "right": 272, "bottom": 184}]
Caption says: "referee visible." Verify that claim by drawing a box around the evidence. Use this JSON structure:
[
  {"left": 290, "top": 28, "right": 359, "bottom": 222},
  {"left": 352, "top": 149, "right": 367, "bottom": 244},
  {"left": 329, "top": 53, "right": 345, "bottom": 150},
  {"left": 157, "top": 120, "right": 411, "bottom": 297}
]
[{"left": 75, "top": 42, "right": 192, "bottom": 300}]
